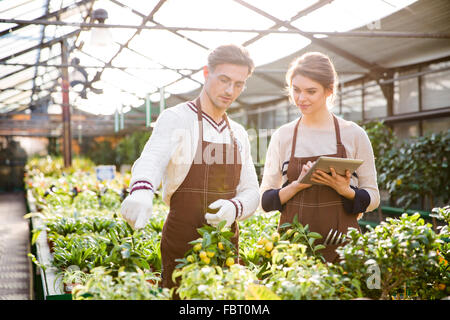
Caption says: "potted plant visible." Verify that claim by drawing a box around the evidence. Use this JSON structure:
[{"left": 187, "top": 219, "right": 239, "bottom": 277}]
[{"left": 57, "top": 266, "right": 88, "bottom": 294}]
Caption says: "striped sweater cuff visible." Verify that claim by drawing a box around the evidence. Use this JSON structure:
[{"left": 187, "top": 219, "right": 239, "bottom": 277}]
[
  {"left": 129, "top": 180, "right": 154, "bottom": 195},
  {"left": 229, "top": 198, "right": 244, "bottom": 220}
]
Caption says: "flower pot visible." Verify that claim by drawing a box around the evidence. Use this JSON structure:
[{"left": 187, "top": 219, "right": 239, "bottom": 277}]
[{"left": 64, "top": 282, "right": 80, "bottom": 294}]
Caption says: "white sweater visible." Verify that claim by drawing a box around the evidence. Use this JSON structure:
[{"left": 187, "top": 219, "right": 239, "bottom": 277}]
[
  {"left": 130, "top": 101, "right": 260, "bottom": 220},
  {"left": 260, "top": 115, "right": 380, "bottom": 213}
]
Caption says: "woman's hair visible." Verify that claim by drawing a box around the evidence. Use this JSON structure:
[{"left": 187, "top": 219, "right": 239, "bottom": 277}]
[
  {"left": 285, "top": 52, "right": 339, "bottom": 106},
  {"left": 207, "top": 44, "right": 255, "bottom": 76}
]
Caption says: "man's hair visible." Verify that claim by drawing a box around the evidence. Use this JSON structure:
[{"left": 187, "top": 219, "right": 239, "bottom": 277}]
[{"left": 207, "top": 44, "right": 255, "bottom": 75}]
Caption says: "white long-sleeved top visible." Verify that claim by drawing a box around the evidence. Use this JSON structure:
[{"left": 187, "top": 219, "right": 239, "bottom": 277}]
[
  {"left": 130, "top": 101, "right": 260, "bottom": 221},
  {"left": 260, "top": 115, "right": 380, "bottom": 213}
]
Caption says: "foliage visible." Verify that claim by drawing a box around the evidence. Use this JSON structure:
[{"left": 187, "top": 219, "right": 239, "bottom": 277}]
[
  {"left": 173, "top": 264, "right": 259, "bottom": 300},
  {"left": 115, "top": 131, "right": 151, "bottom": 166},
  {"left": 26, "top": 155, "right": 450, "bottom": 300},
  {"left": 238, "top": 211, "right": 278, "bottom": 268},
  {"left": 360, "top": 120, "right": 396, "bottom": 172},
  {"left": 72, "top": 267, "right": 170, "bottom": 300},
  {"left": 337, "top": 213, "right": 447, "bottom": 299},
  {"left": 175, "top": 221, "right": 238, "bottom": 269},
  {"left": 361, "top": 122, "right": 449, "bottom": 210},
  {"left": 279, "top": 215, "right": 324, "bottom": 259},
  {"left": 80, "top": 131, "right": 151, "bottom": 167},
  {"left": 262, "top": 243, "right": 362, "bottom": 300}
]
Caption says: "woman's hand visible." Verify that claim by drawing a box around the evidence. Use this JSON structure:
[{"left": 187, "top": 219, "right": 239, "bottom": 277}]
[
  {"left": 279, "top": 161, "right": 313, "bottom": 205},
  {"left": 294, "top": 160, "right": 314, "bottom": 189},
  {"left": 311, "top": 167, "right": 355, "bottom": 200}
]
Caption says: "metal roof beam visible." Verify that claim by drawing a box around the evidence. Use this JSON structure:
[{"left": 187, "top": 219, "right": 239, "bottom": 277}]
[
  {"left": 85, "top": 0, "right": 168, "bottom": 86},
  {"left": 0, "top": 29, "right": 80, "bottom": 64},
  {"left": 3, "top": 18, "right": 450, "bottom": 39},
  {"left": 29, "top": 0, "right": 51, "bottom": 105},
  {"left": 243, "top": 0, "right": 334, "bottom": 46},
  {"left": 232, "top": 0, "right": 385, "bottom": 74},
  {"left": 0, "top": 0, "right": 93, "bottom": 38}
]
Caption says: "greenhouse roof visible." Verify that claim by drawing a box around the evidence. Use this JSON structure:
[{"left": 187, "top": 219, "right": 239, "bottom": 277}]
[{"left": 0, "top": 0, "right": 449, "bottom": 136}]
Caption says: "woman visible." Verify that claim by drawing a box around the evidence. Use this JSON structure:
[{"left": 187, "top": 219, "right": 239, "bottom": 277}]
[{"left": 260, "top": 52, "right": 380, "bottom": 263}]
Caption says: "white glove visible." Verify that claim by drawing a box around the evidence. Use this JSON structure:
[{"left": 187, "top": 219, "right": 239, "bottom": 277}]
[
  {"left": 120, "top": 189, "right": 153, "bottom": 230},
  {"left": 204, "top": 199, "right": 236, "bottom": 228}
]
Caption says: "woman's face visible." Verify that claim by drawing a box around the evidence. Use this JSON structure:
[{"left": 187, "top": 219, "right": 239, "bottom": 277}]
[{"left": 290, "top": 74, "right": 332, "bottom": 115}]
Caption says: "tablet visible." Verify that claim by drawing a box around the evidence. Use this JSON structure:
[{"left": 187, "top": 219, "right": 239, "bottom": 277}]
[{"left": 299, "top": 156, "right": 364, "bottom": 185}]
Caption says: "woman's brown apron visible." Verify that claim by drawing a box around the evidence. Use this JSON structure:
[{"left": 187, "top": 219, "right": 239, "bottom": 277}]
[
  {"left": 160, "top": 98, "right": 241, "bottom": 289},
  {"left": 279, "top": 115, "right": 360, "bottom": 263}
]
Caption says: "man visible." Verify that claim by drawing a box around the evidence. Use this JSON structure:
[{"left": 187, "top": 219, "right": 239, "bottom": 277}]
[{"left": 120, "top": 44, "right": 260, "bottom": 289}]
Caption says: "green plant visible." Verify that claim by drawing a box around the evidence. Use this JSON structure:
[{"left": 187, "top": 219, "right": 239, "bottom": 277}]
[
  {"left": 73, "top": 190, "right": 100, "bottom": 211},
  {"left": 72, "top": 267, "right": 170, "bottom": 300},
  {"left": 360, "top": 120, "right": 396, "bottom": 173},
  {"left": 100, "top": 189, "right": 122, "bottom": 210},
  {"left": 262, "top": 243, "right": 362, "bottom": 300},
  {"left": 175, "top": 221, "right": 237, "bottom": 269},
  {"left": 279, "top": 216, "right": 324, "bottom": 259},
  {"left": 174, "top": 264, "right": 258, "bottom": 300},
  {"left": 377, "top": 130, "right": 450, "bottom": 209},
  {"left": 337, "top": 213, "right": 445, "bottom": 299},
  {"left": 115, "top": 131, "right": 151, "bottom": 166},
  {"left": 239, "top": 210, "right": 278, "bottom": 268}
]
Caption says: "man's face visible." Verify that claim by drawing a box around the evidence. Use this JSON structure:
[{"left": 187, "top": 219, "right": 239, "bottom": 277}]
[{"left": 203, "top": 63, "right": 249, "bottom": 111}]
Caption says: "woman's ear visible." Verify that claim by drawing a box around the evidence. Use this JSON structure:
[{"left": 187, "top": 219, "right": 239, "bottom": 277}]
[{"left": 325, "top": 87, "right": 333, "bottom": 98}]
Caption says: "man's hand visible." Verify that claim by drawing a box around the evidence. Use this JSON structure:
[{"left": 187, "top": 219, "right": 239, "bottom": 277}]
[
  {"left": 120, "top": 189, "right": 153, "bottom": 229},
  {"left": 204, "top": 199, "right": 236, "bottom": 228}
]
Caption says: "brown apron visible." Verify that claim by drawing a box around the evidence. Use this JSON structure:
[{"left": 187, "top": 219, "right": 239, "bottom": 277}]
[
  {"left": 160, "top": 98, "right": 241, "bottom": 289},
  {"left": 279, "top": 115, "right": 360, "bottom": 263}
]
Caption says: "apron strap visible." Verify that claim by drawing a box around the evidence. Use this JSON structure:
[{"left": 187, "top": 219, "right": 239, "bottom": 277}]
[
  {"left": 331, "top": 114, "right": 347, "bottom": 157},
  {"left": 290, "top": 116, "right": 302, "bottom": 160},
  {"left": 332, "top": 114, "right": 343, "bottom": 146}
]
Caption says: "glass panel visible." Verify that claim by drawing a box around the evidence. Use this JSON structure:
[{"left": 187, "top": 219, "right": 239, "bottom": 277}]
[
  {"left": 165, "top": 78, "right": 200, "bottom": 95},
  {"left": 274, "top": 103, "right": 289, "bottom": 128},
  {"left": 340, "top": 84, "right": 362, "bottom": 122},
  {"left": 178, "top": 31, "right": 257, "bottom": 51},
  {"left": 128, "top": 29, "right": 207, "bottom": 69},
  {"left": 0, "top": 0, "right": 46, "bottom": 20},
  {"left": 259, "top": 109, "right": 276, "bottom": 130},
  {"left": 364, "top": 81, "right": 387, "bottom": 119},
  {"left": 246, "top": 33, "right": 310, "bottom": 66},
  {"left": 422, "top": 61, "right": 450, "bottom": 110},
  {"left": 292, "top": 0, "right": 417, "bottom": 32},
  {"left": 422, "top": 117, "right": 450, "bottom": 134},
  {"left": 154, "top": 0, "right": 273, "bottom": 30},
  {"left": 393, "top": 121, "right": 419, "bottom": 142},
  {"left": 394, "top": 70, "right": 419, "bottom": 114}
]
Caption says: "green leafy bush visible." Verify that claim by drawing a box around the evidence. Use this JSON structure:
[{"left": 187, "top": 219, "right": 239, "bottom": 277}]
[
  {"left": 263, "top": 243, "right": 362, "bottom": 300},
  {"left": 174, "top": 264, "right": 258, "bottom": 300},
  {"left": 72, "top": 267, "right": 170, "bottom": 300},
  {"left": 337, "top": 213, "right": 447, "bottom": 299}
]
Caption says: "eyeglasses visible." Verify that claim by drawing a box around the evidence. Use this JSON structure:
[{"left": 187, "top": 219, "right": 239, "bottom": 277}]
[{"left": 216, "top": 75, "right": 246, "bottom": 92}]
